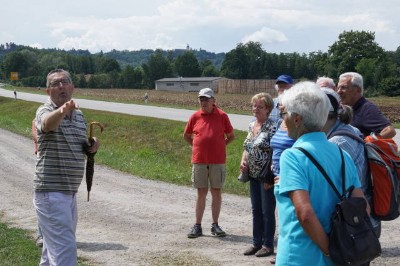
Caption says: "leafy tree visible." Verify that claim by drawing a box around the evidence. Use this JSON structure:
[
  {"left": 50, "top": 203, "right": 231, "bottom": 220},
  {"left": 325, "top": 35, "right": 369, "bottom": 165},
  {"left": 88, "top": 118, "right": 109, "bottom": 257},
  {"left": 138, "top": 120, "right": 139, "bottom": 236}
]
[
  {"left": 142, "top": 49, "right": 173, "bottom": 88},
  {"left": 221, "top": 43, "right": 249, "bottom": 79},
  {"left": 328, "top": 30, "right": 385, "bottom": 77},
  {"left": 221, "top": 41, "right": 267, "bottom": 79},
  {"left": 308, "top": 51, "right": 332, "bottom": 79},
  {"left": 120, "top": 65, "right": 136, "bottom": 88},
  {"left": 3, "top": 50, "right": 34, "bottom": 78},
  {"left": 378, "top": 76, "right": 400, "bottom": 96},
  {"left": 132, "top": 67, "right": 144, "bottom": 88},
  {"left": 200, "top": 59, "right": 220, "bottom": 77},
  {"left": 98, "top": 58, "right": 121, "bottom": 73},
  {"left": 264, "top": 53, "right": 279, "bottom": 79},
  {"left": 77, "top": 73, "right": 87, "bottom": 88},
  {"left": 87, "top": 75, "right": 98, "bottom": 88},
  {"left": 174, "top": 51, "right": 201, "bottom": 77}
]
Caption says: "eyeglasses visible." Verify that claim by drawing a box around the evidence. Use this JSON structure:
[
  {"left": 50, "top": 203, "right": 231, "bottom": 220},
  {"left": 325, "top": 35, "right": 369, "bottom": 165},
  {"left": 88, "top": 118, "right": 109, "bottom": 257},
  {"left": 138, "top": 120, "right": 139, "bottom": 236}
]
[
  {"left": 252, "top": 105, "right": 266, "bottom": 110},
  {"left": 279, "top": 111, "right": 288, "bottom": 118},
  {"left": 49, "top": 79, "right": 71, "bottom": 88},
  {"left": 337, "top": 84, "right": 358, "bottom": 91}
]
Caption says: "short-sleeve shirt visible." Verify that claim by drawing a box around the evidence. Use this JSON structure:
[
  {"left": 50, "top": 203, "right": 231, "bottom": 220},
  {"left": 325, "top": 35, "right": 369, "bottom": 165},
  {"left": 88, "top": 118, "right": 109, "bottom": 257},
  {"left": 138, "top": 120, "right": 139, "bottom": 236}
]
[
  {"left": 184, "top": 105, "right": 233, "bottom": 164},
  {"left": 34, "top": 99, "right": 87, "bottom": 193},
  {"left": 352, "top": 96, "right": 391, "bottom": 137},
  {"left": 275, "top": 132, "right": 360, "bottom": 266},
  {"left": 270, "top": 123, "right": 295, "bottom": 176}
]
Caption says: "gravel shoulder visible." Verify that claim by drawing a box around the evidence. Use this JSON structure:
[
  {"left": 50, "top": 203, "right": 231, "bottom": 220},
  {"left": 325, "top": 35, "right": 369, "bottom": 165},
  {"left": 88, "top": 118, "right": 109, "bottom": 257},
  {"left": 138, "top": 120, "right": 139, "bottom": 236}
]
[{"left": 1, "top": 128, "right": 400, "bottom": 265}]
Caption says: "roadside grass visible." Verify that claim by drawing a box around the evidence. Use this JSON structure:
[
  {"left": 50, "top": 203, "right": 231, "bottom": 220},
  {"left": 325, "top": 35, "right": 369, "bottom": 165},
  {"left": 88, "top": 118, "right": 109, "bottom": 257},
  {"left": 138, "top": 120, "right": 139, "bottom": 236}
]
[
  {"left": 0, "top": 213, "right": 41, "bottom": 266},
  {"left": 0, "top": 213, "right": 90, "bottom": 266},
  {"left": 0, "top": 96, "right": 248, "bottom": 264}
]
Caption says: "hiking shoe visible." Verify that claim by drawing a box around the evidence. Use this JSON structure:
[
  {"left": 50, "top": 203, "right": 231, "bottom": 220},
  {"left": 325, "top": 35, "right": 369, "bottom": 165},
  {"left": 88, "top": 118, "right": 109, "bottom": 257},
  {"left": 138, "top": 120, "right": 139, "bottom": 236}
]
[
  {"left": 211, "top": 223, "right": 226, "bottom": 237},
  {"left": 255, "top": 246, "right": 274, "bottom": 257},
  {"left": 243, "top": 246, "right": 261, "bottom": 255},
  {"left": 187, "top": 224, "right": 203, "bottom": 238},
  {"left": 35, "top": 236, "right": 43, "bottom": 247}
]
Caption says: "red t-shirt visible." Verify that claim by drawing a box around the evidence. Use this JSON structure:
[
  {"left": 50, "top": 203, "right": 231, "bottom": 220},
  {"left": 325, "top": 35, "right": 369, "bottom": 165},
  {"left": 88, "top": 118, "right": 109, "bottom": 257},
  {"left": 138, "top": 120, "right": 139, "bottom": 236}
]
[{"left": 184, "top": 105, "right": 234, "bottom": 164}]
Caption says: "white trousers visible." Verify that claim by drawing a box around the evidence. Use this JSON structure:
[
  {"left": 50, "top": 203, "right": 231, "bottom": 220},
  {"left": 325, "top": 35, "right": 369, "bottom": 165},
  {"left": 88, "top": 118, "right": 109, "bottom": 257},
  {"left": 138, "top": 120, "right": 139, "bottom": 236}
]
[{"left": 33, "top": 192, "right": 78, "bottom": 266}]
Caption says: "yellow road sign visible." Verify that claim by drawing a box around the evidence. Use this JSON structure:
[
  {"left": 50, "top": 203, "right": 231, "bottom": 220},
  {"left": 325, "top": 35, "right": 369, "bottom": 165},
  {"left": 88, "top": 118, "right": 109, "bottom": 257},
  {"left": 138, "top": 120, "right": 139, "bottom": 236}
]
[{"left": 10, "top": 72, "right": 19, "bottom": 81}]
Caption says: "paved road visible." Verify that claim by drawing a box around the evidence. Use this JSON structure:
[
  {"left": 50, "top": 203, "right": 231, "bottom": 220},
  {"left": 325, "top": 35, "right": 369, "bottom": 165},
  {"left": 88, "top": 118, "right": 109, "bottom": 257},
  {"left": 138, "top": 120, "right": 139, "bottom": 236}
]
[{"left": 0, "top": 87, "right": 399, "bottom": 146}]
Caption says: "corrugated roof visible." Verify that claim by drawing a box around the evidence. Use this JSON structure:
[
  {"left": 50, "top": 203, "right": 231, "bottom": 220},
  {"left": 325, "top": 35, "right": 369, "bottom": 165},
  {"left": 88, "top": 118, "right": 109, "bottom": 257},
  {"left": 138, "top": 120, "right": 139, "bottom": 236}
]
[{"left": 156, "top": 77, "right": 224, "bottom": 82}]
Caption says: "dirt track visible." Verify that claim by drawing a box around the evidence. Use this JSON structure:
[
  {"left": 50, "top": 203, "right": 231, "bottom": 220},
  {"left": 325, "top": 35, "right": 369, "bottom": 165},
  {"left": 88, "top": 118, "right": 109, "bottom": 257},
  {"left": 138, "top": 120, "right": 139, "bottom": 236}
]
[{"left": 1, "top": 128, "right": 400, "bottom": 265}]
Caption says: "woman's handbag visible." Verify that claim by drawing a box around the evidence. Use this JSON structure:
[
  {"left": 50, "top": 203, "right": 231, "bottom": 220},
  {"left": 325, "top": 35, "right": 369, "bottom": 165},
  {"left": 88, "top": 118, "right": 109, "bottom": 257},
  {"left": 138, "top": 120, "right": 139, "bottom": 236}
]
[
  {"left": 238, "top": 154, "right": 250, "bottom": 183},
  {"left": 257, "top": 153, "right": 275, "bottom": 184},
  {"left": 295, "top": 147, "right": 381, "bottom": 265},
  {"left": 237, "top": 170, "right": 249, "bottom": 183}
]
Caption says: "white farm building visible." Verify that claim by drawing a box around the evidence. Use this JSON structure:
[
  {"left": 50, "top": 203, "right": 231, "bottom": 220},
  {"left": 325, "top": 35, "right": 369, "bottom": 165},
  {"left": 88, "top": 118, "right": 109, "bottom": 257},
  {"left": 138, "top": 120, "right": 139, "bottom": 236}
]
[{"left": 155, "top": 77, "right": 225, "bottom": 92}]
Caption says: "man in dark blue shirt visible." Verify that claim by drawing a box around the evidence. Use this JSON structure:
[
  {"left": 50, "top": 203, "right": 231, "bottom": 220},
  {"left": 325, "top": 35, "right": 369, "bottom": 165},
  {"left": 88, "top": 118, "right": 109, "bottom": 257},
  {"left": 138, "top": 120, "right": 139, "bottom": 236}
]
[{"left": 337, "top": 72, "right": 396, "bottom": 139}]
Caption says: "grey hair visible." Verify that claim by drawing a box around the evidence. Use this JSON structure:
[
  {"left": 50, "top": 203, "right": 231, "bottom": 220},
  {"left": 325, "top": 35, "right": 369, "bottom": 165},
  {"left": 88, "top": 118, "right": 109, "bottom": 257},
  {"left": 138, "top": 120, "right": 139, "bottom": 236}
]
[
  {"left": 316, "top": 76, "right": 336, "bottom": 89},
  {"left": 339, "top": 72, "right": 364, "bottom": 95},
  {"left": 46, "top": 69, "right": 72, "bottom": 88},
  {"left": 251, "top": 92, "right": 274, "bottom": 110},
  {"left": 281, "top": 81, "right": 330, "bottom": 131}
]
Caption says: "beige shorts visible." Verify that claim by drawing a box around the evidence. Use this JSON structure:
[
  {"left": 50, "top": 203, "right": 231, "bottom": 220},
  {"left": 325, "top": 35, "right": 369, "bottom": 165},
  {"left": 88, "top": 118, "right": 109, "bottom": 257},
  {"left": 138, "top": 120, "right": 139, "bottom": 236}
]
[{"left": 192, "top": 164, "right": 226, "bottom": 189}]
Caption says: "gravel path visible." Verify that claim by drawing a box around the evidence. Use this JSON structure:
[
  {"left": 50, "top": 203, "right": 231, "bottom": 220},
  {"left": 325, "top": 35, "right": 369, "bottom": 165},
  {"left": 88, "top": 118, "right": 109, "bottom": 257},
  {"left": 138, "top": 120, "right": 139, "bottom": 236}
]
[{"left": 1, "top": 128, "right": 400, "bottom": 265}]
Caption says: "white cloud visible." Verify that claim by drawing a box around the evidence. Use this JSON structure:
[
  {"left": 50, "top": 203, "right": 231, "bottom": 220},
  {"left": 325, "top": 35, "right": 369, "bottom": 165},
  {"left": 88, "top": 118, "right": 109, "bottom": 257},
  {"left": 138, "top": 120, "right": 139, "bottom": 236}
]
[
  {"left": 28, "top": 43, "right": 43, "bottom": 49},
  {"left": 241, "top": 27, "right": 288, "bottom": 45},
  {"left": 0, "top": 0, "right": 399, "bottom": 53}
]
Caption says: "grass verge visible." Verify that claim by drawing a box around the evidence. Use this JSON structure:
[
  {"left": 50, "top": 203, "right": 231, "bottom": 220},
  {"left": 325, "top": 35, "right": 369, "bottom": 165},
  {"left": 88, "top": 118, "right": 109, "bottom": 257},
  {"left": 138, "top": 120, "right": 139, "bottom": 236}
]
[
  {"left": 0, "top": 213, "right": 90, "bottom": 266},
  {"left": 0, "top": 213, "right": 42, "bottom": 266}
]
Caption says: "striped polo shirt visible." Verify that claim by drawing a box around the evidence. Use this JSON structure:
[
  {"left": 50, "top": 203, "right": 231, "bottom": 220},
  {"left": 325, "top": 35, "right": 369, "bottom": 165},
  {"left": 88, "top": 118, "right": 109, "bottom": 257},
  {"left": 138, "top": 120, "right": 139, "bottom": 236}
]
[{"left": 34, "top": 99, "right": 87, "bottom": 193}]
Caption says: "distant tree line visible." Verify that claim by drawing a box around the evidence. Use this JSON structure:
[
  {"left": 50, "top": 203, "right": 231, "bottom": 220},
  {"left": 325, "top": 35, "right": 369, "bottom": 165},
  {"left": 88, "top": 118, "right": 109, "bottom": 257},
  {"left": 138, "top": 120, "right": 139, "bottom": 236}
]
[{"left": 0, "top": 30, "right": 399, "bottom": 96}]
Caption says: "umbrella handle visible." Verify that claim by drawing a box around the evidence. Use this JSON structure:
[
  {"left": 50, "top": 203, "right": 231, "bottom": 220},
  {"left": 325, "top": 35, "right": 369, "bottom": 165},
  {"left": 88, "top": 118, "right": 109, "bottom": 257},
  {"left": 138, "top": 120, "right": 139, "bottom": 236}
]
[{"left": 89, "top": 122, "right": 104, "bottom": 138}]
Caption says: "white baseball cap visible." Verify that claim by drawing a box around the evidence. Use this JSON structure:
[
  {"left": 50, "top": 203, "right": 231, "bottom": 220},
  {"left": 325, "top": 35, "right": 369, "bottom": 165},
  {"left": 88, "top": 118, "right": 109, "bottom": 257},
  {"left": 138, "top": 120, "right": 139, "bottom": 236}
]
[{"left": 198, "top": 88, "right": 214, "bottom": 98}]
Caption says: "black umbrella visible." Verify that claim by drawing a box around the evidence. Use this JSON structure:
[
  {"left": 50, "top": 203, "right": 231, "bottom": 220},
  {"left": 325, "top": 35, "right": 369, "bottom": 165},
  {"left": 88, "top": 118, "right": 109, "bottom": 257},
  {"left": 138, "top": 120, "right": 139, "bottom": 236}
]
[{"left": 85, "top": 121, "right": 104, "bottom": 201}]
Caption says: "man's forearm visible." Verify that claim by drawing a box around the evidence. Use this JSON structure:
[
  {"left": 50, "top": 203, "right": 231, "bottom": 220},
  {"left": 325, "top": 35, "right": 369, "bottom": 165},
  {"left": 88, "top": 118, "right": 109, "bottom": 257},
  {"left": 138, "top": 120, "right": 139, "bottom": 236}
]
[
  {"left": 42, "top": 109, "right": 66, "bottom": 133},
  {"left": 379, "top": 125, "right": 396, "bottom": 139}
]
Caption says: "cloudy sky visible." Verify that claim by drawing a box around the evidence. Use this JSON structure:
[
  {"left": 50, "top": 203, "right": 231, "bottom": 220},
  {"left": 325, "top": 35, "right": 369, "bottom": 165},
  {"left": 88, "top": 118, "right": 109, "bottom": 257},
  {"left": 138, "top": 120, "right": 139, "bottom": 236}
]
[{"left": 1, "top": 0, "right": 399, "bottom": 54}]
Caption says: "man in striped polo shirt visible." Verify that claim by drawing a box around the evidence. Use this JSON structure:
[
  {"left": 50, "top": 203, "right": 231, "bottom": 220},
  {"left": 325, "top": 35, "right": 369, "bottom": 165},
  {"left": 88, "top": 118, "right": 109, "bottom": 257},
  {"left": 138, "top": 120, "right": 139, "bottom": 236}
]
[{"left": 33, "top": 69, "right": 100, "bottom": 266}]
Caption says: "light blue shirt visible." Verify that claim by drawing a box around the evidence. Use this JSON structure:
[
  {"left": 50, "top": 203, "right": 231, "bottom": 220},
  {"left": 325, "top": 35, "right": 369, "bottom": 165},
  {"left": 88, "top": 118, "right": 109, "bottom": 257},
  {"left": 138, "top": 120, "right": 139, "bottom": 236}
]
[
  {"left": 327, "top": 121, "right": 368, "bottom": 194},
  {"left": 275, "top": 132, "right": 360, "bottom": 266},
  {"left": 270, "top": 124, "right": 295, "bottom": 176},
  {"left": 269, "top": 98, "right": 280, "bottom": 123}
]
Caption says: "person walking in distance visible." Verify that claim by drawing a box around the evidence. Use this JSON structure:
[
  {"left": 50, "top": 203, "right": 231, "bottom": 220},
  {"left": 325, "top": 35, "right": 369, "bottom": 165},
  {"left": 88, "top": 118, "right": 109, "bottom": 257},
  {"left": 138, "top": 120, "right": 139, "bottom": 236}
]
[
  {"left": 33, "top": 69, "right": 100, "bottom": 265},
  {"left": 184, "top": 88, "right": 235, "bottom": 238}
]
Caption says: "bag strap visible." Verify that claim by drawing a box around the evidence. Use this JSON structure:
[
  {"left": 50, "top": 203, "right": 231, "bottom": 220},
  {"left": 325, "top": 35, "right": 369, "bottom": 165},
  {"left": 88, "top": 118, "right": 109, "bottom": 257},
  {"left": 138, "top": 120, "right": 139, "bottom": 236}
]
[
  {"left": 328, "top": 129, "right": 365, "bottom": 144},
  {"left": 329, "top": 129, "right": 372, "bottom": 191},
  {"left": 295, "top": 147, "right": 346, "bottom": 200}
]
